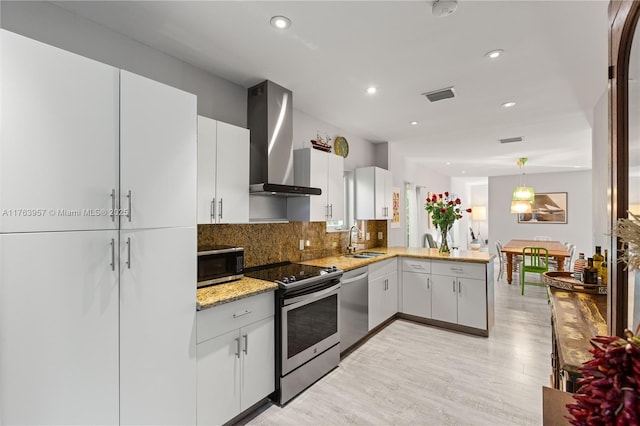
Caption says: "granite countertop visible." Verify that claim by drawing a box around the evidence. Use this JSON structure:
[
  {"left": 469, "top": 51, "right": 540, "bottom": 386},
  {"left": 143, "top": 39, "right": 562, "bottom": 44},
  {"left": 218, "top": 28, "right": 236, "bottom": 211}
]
[
  {"left": 300, "top": 246, "right": 495, "bottom": 272},
  {"left": 197, "top": 246, "right": 495, "bottom": 309},
  {"left": 197, "top": 277, "right": 278, "bottom": 311}
]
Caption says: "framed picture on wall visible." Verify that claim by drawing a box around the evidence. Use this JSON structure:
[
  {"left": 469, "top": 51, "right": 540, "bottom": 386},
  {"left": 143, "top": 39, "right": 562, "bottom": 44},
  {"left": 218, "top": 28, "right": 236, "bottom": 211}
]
[
  {"left": 391, "top": 187, "right": 401, "bottom": 228},
  {"left": 517, "top": 192, "right": 568, "bottom": 224}
]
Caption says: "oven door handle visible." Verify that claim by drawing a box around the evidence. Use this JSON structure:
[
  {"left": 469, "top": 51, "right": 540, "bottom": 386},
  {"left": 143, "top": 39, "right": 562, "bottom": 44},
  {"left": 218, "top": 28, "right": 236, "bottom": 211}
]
[{"left": 283, "top": 283, "right": 340, "bottom": 307}]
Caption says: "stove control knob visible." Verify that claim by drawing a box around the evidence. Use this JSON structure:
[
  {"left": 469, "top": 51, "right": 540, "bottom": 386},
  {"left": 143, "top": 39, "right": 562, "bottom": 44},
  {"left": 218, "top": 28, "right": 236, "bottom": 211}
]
[
  {"left": 282, "top": 277, "right": 289, "bottom": 284},
  {"left": 289, "top": 275, "right": 296, "bottom": 282},
  {"left": 331, "top": 266, "right": 338, "bottom": 272}
]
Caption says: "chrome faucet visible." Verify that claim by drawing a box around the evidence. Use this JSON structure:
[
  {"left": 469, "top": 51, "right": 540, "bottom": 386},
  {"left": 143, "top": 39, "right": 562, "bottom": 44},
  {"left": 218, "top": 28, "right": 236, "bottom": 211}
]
[{"left": 347, "top": 225, "right": 358, "bottom": 253}]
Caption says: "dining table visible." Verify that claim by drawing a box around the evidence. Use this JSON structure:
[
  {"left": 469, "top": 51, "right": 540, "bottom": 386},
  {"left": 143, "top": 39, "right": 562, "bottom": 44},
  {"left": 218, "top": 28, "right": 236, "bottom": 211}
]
[{"left": 501, "top": 239, "right": 571, "bottom": 284}]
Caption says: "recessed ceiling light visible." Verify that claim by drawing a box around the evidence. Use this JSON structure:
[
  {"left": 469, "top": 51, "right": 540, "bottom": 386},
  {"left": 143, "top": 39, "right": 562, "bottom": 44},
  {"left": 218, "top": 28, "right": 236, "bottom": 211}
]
[
  {"left": 485, "top": 49, "right": 504, "bottom": 59},
  {"left": 502, "top": 101, "right": 516, "bottom": 108},
  {"left": 367, "top": 86, "right": 377, "bottom": 95},
  {"left": 461, "top": 170, "right": 466, "bottom": 174},
  {"left": 410, "top": 121, "right": 418, "bottom": 125},
  {"left": 446, "top": 162, "right": 451, "bottom": 166},
  {"left": 573, "top": 165, "right": 581, "bottom": 169},
  {"left": 270, "top": 16, "right": 291, "bottom": 29}
]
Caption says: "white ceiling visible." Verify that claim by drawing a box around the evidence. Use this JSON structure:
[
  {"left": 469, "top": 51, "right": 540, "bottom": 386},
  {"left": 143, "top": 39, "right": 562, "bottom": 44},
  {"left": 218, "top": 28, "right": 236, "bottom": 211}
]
[{"left": 53, "top": 0, "right": 609, "bottom": 177}]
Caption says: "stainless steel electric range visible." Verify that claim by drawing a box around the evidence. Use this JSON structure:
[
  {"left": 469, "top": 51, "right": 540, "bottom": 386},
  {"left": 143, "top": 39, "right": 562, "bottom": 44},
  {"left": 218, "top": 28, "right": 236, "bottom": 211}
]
[{"left": 246, "top": 262, "right": 343, "bottom": 405}]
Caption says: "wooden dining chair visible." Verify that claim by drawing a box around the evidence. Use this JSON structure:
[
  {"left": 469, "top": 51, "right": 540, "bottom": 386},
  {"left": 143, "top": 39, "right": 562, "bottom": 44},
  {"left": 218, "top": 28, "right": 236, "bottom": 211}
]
[{"left": 521, "top": 246, "right": 549, "bottom": 295}]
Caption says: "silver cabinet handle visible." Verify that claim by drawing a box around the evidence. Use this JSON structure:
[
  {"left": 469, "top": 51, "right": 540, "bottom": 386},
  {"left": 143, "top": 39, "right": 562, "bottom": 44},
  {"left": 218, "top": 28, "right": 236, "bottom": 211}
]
[
  {"left": 126, "top": 190, "right": 132, "bottom": 222},
  {"left": 110, "top": 189, "right": 116, "bottom": 222},
  {"left": 219, "top": 198, "right": 223, "bottom": 220},
  {"left": 110, "top": 238, "right": 115, "bottom": 271},
  {"left": 427, "top": 277, "right": 430, "bottom": 289},
  {"left": 210, "top": 198, "right": 215, "bottom": 222},
  {"left": 233, "top": 310, "right": 252, "bottom": 318},
  {"left": 452, "top": 280, "right": 456, "bottom": 292},
  {"left": 235, "top": 337, "right": 240, "bottom": 358},
  {"left": 126, "top": 237, "right": 131, "bottom": 269},
  {"left": 329, "top": 204, "right": 333, "bottom": 218},
  {"left": 243, "top": 334, "right": 248, "bottom": 355}
]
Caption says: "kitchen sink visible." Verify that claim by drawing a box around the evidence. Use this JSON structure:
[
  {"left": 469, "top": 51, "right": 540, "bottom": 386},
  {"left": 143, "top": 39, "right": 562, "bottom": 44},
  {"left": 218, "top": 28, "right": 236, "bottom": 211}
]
[{"left": 342, "top": 252, "right": 386, "bottom": 259}]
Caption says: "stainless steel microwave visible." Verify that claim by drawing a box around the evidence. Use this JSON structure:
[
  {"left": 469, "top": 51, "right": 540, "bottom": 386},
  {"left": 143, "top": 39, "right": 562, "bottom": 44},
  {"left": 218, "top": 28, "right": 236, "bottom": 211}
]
[{"left": 197, "top": 245, "right": 244, "bottom": 288}]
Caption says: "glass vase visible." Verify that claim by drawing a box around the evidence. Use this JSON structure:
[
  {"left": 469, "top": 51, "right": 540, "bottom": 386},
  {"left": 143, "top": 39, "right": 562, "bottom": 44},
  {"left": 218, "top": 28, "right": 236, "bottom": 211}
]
[{"left": 439, "top": 226, "right": 451, "bottom": 255}]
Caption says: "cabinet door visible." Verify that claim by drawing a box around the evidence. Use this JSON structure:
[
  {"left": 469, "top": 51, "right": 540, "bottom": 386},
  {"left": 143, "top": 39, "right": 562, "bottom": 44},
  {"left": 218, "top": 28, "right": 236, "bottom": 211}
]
[
  {"left": 0, "top": 230, "right": 119, "bottom": 425},
  {"left": 196, "top": 330, "right": 241, "bottom": 426},
  {"left": 430, "top": 274, "right": 458, "bottom": 324},
  {"left": 120, "top": 70, "right": 197, "bottom": 229},
  {"left": 373, "top": 167, "right": 393, "bottom": 219},
  {"left": 384, "top": 271, "right": 399, "bottom": 319},
  {"left": 326, "top": 154, "right": 344, "bottom": 222},
  {"left": 216, "top": 121, "right": 250, "bottom": 224},
  {"left": 457, "top": 278, "right": 487, "bottom": 329},
  {"left": 197, "top": 116, "right": 217, "bottom": 224},
  {"left": 368, "top": 275, "right": 386, "bottom": 330},
  {"left": 120, "top": 227, "right": 196, "bottom": 425},
  {"left": 402, "top": 271, "right": 432, "bottom": 318},
  {"left": 241, "top": 316, "right": 275, "bottom": 411},
  {"left": 0, "top": 30, "right": 119, "bottom": 233},
  {"left": 309, "top": 149, "right": 330, "bottom": 221},
  {"left": 355, "top": 167, "right": 375, "bottom": 220}
]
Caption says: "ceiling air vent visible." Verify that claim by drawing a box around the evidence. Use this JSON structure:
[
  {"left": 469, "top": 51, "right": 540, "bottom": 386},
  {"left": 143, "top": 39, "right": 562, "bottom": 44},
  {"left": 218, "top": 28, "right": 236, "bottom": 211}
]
[
  {"left": 422, "top": 86, "right": 455, "bottom": 102},
  {"left": 499, "top": 136, "right": 524, "bottom": 144}
]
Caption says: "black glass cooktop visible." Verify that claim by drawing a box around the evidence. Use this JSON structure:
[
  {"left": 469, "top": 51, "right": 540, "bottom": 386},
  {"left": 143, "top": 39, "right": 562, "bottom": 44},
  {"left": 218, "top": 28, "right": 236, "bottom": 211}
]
[{"left": 245, "top": 262, "right": 339, "bottom": 285}]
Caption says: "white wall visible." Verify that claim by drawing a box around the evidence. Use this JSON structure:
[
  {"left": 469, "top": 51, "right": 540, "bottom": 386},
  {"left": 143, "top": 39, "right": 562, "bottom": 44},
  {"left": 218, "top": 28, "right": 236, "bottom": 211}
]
[
  {"left": 1, "top": 1, "right": 246, "bottom": 126},
  {"left": 292, "top": 109, "right": 376, "bottom": 172},
  {"left": 387, "top": 146, "right": 450, "bottom": 247},
  {"left": 488, "top": 170, "right": 593, "bottom": 257}
]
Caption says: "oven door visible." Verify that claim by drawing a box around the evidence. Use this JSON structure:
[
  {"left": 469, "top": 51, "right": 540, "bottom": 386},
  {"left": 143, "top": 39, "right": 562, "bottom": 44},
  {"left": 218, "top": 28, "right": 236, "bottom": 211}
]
[{"left": 281, "top": 281, "right": 340, "bottom": 375}]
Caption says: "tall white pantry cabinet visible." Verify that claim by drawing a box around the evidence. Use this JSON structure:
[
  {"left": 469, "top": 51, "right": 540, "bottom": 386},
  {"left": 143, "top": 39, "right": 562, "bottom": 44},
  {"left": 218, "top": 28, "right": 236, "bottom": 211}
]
[{"left": 0, "top": 29, "right": 197, "bottom": 426}]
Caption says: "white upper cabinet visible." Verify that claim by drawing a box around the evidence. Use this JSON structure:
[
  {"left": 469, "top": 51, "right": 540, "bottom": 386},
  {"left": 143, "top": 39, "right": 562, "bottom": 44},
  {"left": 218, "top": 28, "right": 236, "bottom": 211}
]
[
  {"left": 355, "top": 166, "right": 393, "bottom": 220},
  {"left": 120, "top": 70, "right": 197, "bottom": 230},
  {"left": 287, "top": 148, "right": 344, "bottom": 222},
  {"left": 197, "top": 116, "right": 250, "bottom": 224},
  {"left": 0, "top": 30, "right": 119, "bottom": 233}
]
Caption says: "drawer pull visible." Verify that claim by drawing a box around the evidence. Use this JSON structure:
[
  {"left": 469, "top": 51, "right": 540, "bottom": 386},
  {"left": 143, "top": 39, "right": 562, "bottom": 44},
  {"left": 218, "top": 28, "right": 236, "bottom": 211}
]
[{"left": 233, "top": 310, "right": 252, "bottom": 318}]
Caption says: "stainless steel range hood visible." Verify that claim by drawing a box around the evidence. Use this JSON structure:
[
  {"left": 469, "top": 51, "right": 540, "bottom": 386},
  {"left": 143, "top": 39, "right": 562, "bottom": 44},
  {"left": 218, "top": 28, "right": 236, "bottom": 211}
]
[{"left": 248, "top": 80, "right": 321, "bottom": 196}]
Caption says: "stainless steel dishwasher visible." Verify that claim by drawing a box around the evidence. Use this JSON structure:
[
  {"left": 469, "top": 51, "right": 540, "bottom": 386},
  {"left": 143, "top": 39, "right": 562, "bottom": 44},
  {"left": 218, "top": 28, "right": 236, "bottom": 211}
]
[{"left": 340, "top": 266, "right": 369, "bottom": 353}]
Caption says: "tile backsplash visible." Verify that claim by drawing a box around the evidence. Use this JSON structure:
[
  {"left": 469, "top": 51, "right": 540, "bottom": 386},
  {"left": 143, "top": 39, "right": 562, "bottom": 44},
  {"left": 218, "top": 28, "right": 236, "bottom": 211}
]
[{"left": 198, "top": 221, "right": 387, "bottom": 268}]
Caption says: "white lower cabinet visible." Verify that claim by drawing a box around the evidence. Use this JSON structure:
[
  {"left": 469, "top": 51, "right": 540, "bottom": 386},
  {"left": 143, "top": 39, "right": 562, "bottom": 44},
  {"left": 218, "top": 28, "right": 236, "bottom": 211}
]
[
  {"left": 197, "top": 292, "right": 275, "bottom": 425},
  {"left": 430, "top": 274, "right": 460, "bottom": 324},
  {"left": 0, "top": 231, "right": 119, "bottom": 425},
  {"left": 368, "top": 259, "right": 398, "bottom": 330},
  {"left": 430, "top": 261, "right": 487, "bottom": 330},
  {"left": 401, "top": 259, "right": 432, "bottom": 318},
  {"left": 119, "top": 227, "right": 197, "bottom": 425}
]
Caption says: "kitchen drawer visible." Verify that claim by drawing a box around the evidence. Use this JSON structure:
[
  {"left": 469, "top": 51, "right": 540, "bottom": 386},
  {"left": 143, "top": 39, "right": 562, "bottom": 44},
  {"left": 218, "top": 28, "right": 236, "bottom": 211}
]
[
  {"left": 402, "top": 258, "right": 430, "bottom": 274},
  {"left": 369, "top": 258, "right": 397, "bottom": 281},
  {"left": 197, "top": 291, "right": 274, "bottom": 344},
  {"left": 431, "top": 260, "right": 485, "bottom": 279}
]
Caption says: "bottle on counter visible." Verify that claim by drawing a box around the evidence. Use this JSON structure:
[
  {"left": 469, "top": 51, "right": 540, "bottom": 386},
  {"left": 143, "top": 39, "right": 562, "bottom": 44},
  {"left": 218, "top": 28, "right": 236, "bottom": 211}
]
[
  {"left": 599, "top": 249, "right": 608, "bottom": 286},
  {"left": 573, "top": 252, "right": 587, "bottom": 281},
  {"left": 593, "top": 246, "right": 604, "bottom": 270},
  {"left": 583, "top": 257, "right": 599, "bottom": 284}
]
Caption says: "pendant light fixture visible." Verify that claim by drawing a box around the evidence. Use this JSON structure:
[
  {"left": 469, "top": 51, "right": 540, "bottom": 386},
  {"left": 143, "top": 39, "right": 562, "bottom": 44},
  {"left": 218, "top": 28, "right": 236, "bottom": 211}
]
[{"left": 510, "top": 157, "right": 535, "bottom": 214}]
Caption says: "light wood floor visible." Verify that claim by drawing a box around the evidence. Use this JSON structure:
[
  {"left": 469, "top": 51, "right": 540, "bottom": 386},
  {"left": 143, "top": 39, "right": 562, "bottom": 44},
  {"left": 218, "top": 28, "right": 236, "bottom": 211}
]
[{"left": 246, "top": 268, "right": 551, "bottom": 425}]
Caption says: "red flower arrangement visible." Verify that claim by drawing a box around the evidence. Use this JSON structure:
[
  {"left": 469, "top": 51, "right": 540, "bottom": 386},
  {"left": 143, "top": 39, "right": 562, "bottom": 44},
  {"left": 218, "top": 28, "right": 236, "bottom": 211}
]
[{"left": 424, "top": 192, "right": 472, "bottom": 232}]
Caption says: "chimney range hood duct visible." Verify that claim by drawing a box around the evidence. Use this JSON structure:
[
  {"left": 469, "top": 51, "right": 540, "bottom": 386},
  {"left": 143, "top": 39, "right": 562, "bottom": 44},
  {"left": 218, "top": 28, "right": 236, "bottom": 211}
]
[{"left": 248, "top": 80, "right": 321, "bottom": 196}]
